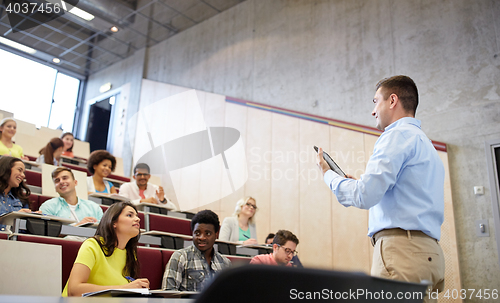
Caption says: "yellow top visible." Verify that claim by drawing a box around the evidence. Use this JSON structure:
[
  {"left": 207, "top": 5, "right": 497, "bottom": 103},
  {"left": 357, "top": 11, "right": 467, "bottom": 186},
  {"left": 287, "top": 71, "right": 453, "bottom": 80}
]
[
  {"left": 62, "top": 238, "right": 128, "bottom": 296},
  {"left": 0, "top": 141, "right": 24, "bottom": 158}
]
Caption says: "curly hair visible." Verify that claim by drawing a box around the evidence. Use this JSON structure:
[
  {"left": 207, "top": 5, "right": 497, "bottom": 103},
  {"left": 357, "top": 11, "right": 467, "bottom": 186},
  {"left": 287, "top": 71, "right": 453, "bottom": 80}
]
[
  {"left": 0, "top": 156, "right": 30, "bottom": 206},
  {"left": 93, "top": 201, "right": 140, "bottom": 278},
  {"left": 191, "top": 209, "right": 221, "bottom": 233},
  {"left": 87, "top": 150, "right": 116, "bottom": 174}
]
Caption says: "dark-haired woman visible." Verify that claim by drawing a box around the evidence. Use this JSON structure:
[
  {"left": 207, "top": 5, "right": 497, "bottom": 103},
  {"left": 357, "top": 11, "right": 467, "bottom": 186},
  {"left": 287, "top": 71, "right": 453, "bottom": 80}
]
[
  {"left": 61, "top": 132, "right": 74, "bottom": 158},
  {"left": 86, "top": 150, "right": 117, "bottom": 194},
  {"left": 0, "top": 156, "right": 33, "bottom": 231},
  {"left": 36, "top": 137, "right": 64, "bottom": 166},
  {"left": 64, "top": 201, "right": 149, "bottom": 296}
]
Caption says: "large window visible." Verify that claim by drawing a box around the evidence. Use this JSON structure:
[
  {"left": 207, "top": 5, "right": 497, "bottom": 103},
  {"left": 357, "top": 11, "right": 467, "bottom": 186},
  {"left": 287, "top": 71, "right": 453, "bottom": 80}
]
[{"left": 0, "top": 49, "right": 80, "bottom": 133}]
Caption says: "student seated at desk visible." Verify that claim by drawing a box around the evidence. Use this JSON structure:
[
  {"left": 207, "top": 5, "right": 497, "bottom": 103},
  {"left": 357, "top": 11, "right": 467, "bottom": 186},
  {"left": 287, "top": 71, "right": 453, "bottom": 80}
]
[
  {"left": 162, "top": 210, "right": 231, "bottom": 291},
  {"left": 0, "top": 118, "right": 29, "bottom": 160},
  {"left": 219, "top": 197, "right": 258, "bottom": 245},
  {"left": 61, "top": 132, "right": 75, "bottom": 158},
  {"left": 64, "top": 201, "right": 149, "bottom": 296},
  {"left": 119, "top": 163, "right": 176, "bottom": 210},
  {"left": 265, "top": 233, "right": 275, "bottom": 244},
  {"left": 0, "top": 156, "right": 34, "bottom": 231},
  {"left": 36, "top": 137, "right": 64, "bottom": 166},
  {"left": 86, "top": 150, "right": 117, "bottom": 194},
  {"left": 250, "top": 230, "right": 299, "bottom": 267},
  {"left": 40, "top": 167, "right": 103, "bottom": 226}
]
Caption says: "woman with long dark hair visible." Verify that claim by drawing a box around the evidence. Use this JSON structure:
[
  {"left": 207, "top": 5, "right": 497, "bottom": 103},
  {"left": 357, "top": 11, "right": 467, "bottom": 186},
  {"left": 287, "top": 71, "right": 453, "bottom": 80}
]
[
  {"left": 64, "top": 201, "right": 149, "bottom": 296},
  {"left": 0, "top": 156, "right": 32, "bottom": 231},
  {"left": 36, "top": 137, "right": 64, "bottom": 165}
]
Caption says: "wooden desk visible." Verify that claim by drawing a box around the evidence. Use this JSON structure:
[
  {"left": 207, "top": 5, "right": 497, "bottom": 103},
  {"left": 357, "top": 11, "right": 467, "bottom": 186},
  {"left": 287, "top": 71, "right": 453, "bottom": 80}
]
[
  {"left": 0, "top": 295, "right": 193, "bottom": 303},
  {"left": 0, "top": 211, "right": 76, "bottom": 237}
]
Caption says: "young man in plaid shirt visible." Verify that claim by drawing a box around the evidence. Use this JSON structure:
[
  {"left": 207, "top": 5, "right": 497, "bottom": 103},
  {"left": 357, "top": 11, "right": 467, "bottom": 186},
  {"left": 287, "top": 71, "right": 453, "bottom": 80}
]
[{"left": 162, "top": 209, "right": 231, "bottom": 291}]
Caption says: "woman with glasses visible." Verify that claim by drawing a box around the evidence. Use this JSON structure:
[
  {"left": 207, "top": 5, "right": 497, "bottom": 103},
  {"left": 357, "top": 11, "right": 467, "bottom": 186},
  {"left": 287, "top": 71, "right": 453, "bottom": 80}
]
[{"left": 219, "top": 196, "right": 258, "bottom": 245}]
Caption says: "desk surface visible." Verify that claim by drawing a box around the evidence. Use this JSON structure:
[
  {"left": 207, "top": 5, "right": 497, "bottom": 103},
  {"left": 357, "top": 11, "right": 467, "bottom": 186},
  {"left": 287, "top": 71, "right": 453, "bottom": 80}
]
[
  {"left": 0, "top": 295, "right": 193, "bottom": 303},
  {"left": 0, "top": 211, "right": 76, "bottom": 226}
]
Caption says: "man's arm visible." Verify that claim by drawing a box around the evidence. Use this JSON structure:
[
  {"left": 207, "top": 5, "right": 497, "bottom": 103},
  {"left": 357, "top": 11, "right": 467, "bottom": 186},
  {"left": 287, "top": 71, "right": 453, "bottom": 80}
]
[
  {"left": 162, "top": 251, "right": 185, "bottom": 290},
  {"left": 319, "top": 131, "right": 410, "bottom": 209}
]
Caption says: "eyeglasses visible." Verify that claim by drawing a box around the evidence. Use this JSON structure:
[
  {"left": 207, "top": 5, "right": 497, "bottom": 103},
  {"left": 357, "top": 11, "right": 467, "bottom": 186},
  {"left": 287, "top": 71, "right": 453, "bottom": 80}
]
[
  {"left": 135, "top": 173, "right": 150, "bottom": 177},
  {"left": 245, "top": 202, "right": 257, "bottom": 210},
  {"left": 277, "top": 244, "right": 298, "bottom": 256}
]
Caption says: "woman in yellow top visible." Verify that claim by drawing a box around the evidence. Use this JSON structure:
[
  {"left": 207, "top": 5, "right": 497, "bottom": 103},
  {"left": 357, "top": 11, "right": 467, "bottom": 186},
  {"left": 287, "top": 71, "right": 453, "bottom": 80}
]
[
  {"left": 64, "top": 201, "right": 149, "bottom": 296},
  {"left": 0, "top": 118, "right": 28, "bottom": 160}
]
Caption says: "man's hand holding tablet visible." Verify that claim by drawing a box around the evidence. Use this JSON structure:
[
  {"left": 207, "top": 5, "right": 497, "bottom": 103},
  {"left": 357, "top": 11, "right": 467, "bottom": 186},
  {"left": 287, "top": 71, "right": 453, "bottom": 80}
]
[{"left": 314, "top": 146, "right": 347, "bottom": 177}]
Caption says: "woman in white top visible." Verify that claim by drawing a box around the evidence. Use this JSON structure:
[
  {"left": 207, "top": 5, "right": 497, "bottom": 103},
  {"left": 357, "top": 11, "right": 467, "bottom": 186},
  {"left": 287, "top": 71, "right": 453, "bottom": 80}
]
[
  {"left": 219, "top": 196, "right": 258, "bottom": 244},
  {"left": 36, "top": 137, "right": 64, "bottom": 166}
]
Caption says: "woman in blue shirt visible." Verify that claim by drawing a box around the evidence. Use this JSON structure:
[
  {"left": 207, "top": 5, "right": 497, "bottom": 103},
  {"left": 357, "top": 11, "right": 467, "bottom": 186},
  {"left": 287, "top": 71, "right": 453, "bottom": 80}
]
[
  {"left": 0, "top": 156, "right": 33, "bottom": 231},
  {"left": 86, "top": 150, "right": 117, "bottom": 194}
]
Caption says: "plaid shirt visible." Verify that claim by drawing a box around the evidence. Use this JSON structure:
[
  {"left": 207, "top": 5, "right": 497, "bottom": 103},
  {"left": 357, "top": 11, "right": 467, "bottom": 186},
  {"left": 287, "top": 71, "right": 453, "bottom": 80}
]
[{"left": 162, "top": 245, "right": 231, "bottom": 291}]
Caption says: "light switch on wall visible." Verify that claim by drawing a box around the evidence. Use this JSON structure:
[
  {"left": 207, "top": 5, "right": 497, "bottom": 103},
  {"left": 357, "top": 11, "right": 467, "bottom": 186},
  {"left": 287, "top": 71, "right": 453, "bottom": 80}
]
[
  {"left": 474, "top": 186, "right": 484, "bottom": 195},
  {"left": 475, "top": 219, "right": 489, "bottom": 237}
]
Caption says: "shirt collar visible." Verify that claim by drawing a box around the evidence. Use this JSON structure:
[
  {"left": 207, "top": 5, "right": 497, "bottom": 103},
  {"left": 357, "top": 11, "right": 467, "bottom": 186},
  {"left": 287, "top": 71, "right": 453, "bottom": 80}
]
[{"left": 385, "top": 117, "right": 421, "bottom": 131}]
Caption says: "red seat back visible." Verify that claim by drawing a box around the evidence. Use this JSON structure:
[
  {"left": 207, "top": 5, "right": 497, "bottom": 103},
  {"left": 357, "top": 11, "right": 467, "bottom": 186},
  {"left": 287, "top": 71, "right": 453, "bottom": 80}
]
[
  {"left": 24, "top": 170, "right": 42, "bottom": 187},
  {"left": 149, "top": 214, "right": 191, "bottom": 236},
  {"left": 137, "top": 247, "right": 163, "bottom": 290},
  {"left": 161, "top": 249, "right": 175, "bottom": 271}
]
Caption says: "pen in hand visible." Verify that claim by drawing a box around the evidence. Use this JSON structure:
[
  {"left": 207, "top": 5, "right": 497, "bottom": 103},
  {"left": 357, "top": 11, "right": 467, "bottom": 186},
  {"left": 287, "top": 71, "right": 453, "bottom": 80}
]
[
  {"left": 243, "top": 234, "right": 250, "bottom": 239},
  {"left": 125, "top": 276, "right": 135, "bottom": 283}
]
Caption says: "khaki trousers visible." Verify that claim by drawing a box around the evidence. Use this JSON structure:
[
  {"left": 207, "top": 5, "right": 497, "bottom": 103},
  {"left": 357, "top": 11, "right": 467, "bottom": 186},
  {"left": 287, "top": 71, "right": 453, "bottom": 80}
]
[{"left": 371, "top": 229, "right": 445, "bottom": 303}]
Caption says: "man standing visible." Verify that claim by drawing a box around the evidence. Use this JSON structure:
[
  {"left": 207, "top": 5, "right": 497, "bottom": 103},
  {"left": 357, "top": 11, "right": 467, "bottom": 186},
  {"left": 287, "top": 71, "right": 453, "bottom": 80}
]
[
  {"left": 317, "top": 75, "right": 445, "bottom": 303},
  {"left": 119, "top": 163, "right": 176, "bottom": 210},
  {"left": 250, "top": 230, "right": 299, "bottom": 266},
  {"left": 162, "top": 210, "right": 231, "bottom": 291},
  {"left": 40, "top": 167, "right": 103, "bottom": 226}
]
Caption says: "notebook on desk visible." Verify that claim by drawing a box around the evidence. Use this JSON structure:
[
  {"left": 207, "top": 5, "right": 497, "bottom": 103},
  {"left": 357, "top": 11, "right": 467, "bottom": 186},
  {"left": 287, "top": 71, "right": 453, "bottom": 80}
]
[{"left": 82, "top": 288, "right": 198, "bottom": 298}]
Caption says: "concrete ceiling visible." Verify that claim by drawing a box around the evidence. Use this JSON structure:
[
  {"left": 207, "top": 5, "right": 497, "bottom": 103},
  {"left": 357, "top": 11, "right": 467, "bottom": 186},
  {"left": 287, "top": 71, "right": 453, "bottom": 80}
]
[{"left": 0, "top": 0, "right": 245, "bottom": 78}]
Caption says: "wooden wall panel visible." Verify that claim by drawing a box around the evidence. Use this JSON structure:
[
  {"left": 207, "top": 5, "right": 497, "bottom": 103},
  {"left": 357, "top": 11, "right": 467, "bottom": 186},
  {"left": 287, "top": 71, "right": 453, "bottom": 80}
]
[
  {"left": 330, "top": 127, "right": 370, "bottom": 273},
  {"left": 269, "top": 113, "right": 300, "bottom": 234},
  {"left": 219, "top": 102, "right": 249, "bottom": 219},
  {"left": 298, "top": 119, "right": 332, "bottom": 268},
  {"left": 245, "top": 108, "right": 273, "bottom": 243}
]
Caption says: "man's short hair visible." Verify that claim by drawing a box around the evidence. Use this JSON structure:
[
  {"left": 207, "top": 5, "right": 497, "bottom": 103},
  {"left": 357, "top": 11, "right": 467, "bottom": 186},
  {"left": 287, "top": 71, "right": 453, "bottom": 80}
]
[
  {"left": 265, "top": 233, "right": 275, "bottom": 243},
  {"left": 375, "top": 75, "right": 419, "bottom": 116},
  {"left": 273, "top": 230, "right": 299, "bottom": 246},
  {"left": 51, "top": 167, "right": 75, "bottom": 180},
  {"left": 191, "top": 209, "right": 221, "bottom": 233},
  {"left": 134, "top": 163, "right": 150, "bottom": 174}
]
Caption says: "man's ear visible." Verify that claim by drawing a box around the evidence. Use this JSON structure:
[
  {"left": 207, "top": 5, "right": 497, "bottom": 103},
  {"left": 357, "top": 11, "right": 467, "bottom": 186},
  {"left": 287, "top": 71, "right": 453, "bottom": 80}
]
[
  {"left": 215, "top": 231, "right": 220, "bottom": 239},
  {"left": 389, "top": 93, "right": 399, "bottom": 109},
  {"left": 74, "top": 179, "right": 78, "bottom": 186}
]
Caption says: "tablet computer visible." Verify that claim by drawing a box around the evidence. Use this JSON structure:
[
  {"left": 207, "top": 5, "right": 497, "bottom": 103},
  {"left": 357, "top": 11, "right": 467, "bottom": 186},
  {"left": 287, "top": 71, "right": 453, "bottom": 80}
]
[{"left": 314, "top": 146, "right": 346, "bottom": 177}]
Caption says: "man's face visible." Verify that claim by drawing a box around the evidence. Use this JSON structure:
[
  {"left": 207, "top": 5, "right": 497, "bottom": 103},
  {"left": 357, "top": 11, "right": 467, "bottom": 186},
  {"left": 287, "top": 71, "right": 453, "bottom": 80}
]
[
  {"left": 273, "top": 240, "right": 297, "bottom": 265},
  {"left": 192, "top": 223, "right": 218, "bottom": 253},
  {"left": 53, "top": 171, "right": 77, "bottom": 197},
  {"left": 133, "top": 168, "right": 150, "bottom": 187},
  {"left": 371, "top": 87, "right": 392, "bottom": 131}
]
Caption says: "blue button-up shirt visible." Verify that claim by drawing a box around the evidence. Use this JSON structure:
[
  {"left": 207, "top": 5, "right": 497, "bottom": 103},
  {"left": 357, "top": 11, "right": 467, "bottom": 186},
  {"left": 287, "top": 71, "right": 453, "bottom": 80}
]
[
  {"left": 324, "top": 117, "right": 445, "bottom": 240},
  {"left": 0, "top": 191, "right": 25, "bottom": 231}
]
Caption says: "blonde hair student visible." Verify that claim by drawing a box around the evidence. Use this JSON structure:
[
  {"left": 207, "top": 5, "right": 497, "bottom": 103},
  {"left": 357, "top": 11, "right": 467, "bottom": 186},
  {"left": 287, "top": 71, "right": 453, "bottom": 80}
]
[
  {"left": 219, "top": 196, "right": 258, "bottom": 245},
  {"left": 0, "top": 118, "right": 28, "bottom": 160}
]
